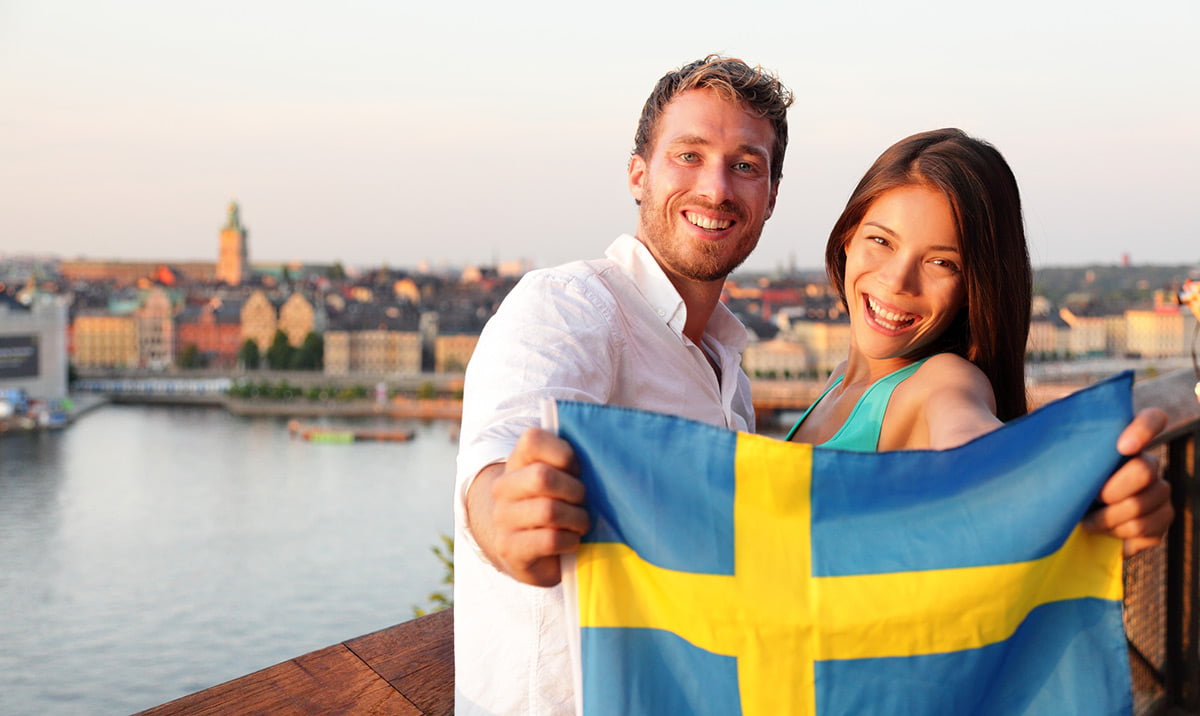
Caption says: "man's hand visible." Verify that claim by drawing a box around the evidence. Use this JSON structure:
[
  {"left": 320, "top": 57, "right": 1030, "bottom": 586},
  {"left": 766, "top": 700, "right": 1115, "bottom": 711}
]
[
  {"left": 466, "top": 428, "right": 589, "bottom": 587},
  {"left": 1084, "top": 407, "right": 1174, "bottom": 556}
]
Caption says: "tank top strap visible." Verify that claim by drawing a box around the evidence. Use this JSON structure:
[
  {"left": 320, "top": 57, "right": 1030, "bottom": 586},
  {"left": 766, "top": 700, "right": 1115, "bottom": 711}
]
[{"left": 784, "top": 357, "right": 932, "bottom": 452}]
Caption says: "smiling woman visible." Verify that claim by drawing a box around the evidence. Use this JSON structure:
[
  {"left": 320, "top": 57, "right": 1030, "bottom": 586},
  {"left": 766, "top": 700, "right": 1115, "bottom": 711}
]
[{"left": 786, "top": 128, "right": 1031, "bottom": 452}]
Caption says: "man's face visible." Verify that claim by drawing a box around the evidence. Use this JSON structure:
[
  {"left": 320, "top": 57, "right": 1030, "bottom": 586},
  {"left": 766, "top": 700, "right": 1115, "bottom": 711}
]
[{"left": 628, "top": 88, "right": 779, "bottom": 285}]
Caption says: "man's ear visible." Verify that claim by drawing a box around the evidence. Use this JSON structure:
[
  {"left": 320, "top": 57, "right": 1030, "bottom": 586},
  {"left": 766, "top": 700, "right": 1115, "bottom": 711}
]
[
  {"left": 765, "top": 179, "right": 780, "bottom": 221},
  {"left": 628, "top": 154, "right": 647, "bottom": 204}
]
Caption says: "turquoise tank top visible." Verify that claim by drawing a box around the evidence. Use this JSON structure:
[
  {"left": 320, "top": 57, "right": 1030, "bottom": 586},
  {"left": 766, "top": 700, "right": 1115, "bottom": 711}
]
[{"left": 783, "top": 358, "right": 930, "bottom": 452}]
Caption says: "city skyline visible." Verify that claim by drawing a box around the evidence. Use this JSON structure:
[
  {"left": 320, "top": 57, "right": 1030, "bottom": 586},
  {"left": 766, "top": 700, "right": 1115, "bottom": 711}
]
[{"left": 2, "top": 1, "right": 1197, "bottom": 272}]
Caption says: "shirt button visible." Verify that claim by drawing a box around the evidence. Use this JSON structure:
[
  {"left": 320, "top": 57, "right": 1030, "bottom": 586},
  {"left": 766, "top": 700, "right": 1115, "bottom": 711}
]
[{"left": 657, "top": 309, "right": 665, "bottom": 317}]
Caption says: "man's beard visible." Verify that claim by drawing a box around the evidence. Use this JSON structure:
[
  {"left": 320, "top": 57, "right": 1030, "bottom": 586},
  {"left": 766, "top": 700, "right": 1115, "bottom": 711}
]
[{"left": 637, "top": 189, "right": 761, "bottom": 283}]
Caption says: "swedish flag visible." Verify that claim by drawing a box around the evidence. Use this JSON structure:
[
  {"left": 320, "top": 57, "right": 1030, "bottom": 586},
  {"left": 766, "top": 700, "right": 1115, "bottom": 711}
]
[{"left": 556, "top": 372, "right": 1133, "bottom": 715}]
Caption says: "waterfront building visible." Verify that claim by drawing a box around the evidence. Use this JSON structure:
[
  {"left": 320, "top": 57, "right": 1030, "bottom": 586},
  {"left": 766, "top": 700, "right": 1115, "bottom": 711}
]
[
  {"left": 433, "top": 331, "right": 478, "bottom": 374},
  {"left": 0, "top": 292, "right": 69, "bottom": 400},
  {"left": 1125, "top": 304, "right": 1186, "bottom": 359},
  {"left": 135, "top": 287, "right": 176, "bottom": 370},
  {"left": 278, "top": 293, "right": 316, "bottom": 347},
  {"left": 72, "top": 312, "right": 138, "bottom": 369},
  {"left": 778, "top": 318, "right": 851, "bottom": 377},
  {"left": 323, "top": 301, "right": 420, "bottom": 375},
  {"left": 1027, "top": 314, "right": 1070, "bottom": 358},
  {"left": 741, "top": 337, "right": 811, "bottom": 378},
  {"left": 216, "top": 201, "right": 249, "bottom": 286},
  {"left": 240, "top": 290, "right": 278, "bottom": 352},
  {"left": 175, "top": 298, "right": 244, "bottom": 368},
  {"left": 1058, "top": 307, "right": 1113, "bottom": 358}
]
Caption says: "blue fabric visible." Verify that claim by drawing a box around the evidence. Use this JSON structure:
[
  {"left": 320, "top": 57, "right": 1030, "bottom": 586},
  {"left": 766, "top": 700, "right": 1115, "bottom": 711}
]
[
  {"left": 814, "top": 599, "right": 1131, "bottom": 716},
  {"left": 582, "top": 628, "right": 742, "bottom": 715},
  {"left": 574, "top": 403, "right": 738, "bottom": 575}
]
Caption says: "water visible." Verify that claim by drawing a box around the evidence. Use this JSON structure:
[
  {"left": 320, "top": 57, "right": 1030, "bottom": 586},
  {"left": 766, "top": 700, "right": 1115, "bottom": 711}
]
[{"left": 0, "top": 404, "right": 456, "bottom": 715}]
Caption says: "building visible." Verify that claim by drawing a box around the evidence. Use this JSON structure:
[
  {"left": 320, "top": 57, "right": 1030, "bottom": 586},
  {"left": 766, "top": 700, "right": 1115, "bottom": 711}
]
[
  {"left": 434, "top": 332, "right": 479, "bottom": 374},
  {"left": 779, "top": 319, "right": 851, "bottom": 377},
  {"left": 72, "top": 312, "right": 138, "bottom": 369},
  {"left": 240, "top": 290, "right": 278, "bottom": 352},
  {"left": 1125, "top": 305, "right": 1186, "bottom": 359},
  {"left": 741, "top": 337, "right": 810, "bottom": 378},
  {"left": 135, "top": 288, "right": 176, "bottom": 370},
  {"left": 216, "top": 201, "right": 249, "bottom": 286},
  {"left": 0, "top": 292, "right": 69, "bottom": 400},
  {"left": 1058, "top": 307, "right": 1112, "bottom": 358},
  {"left": 323, "top": 301, "right": 420, "bottom": 375},
  {"left": 175, "top": 298, "right": 244, "bottom": 368},
  {"left": 59, "top": 260, "right": 216, "bottom": 286},
  {"left": 278, "top": 293, "right": 316, "bottom": 347}
]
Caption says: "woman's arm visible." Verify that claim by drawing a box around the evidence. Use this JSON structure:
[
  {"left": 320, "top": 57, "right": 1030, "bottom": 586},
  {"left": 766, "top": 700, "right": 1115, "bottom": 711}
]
[{"left": 917, "top": 355, "right": 1002, "bottom": 450}]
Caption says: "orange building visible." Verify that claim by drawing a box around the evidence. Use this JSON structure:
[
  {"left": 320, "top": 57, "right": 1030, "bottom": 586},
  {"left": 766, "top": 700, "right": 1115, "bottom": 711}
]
[{"left": 216, "top": 201, "right": 249, "bottom": 286}]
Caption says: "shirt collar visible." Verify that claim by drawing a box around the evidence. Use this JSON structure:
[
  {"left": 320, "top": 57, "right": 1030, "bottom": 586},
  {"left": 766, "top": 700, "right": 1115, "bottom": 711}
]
[
  {"left": 605, "top": 234, "right": 747, "bottom": 353},
  {"left": 606, "top": 234, "right": 687, "bottom": 334}
]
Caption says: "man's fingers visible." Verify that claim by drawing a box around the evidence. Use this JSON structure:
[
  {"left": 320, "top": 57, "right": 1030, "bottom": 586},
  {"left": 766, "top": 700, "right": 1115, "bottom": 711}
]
[
  {"left": 1116, "top": 407, "right": 1167, "bottom": 455},
  {"left": 510, "top": 428, "right": 580, "bottom": 474},
  {"left": 493, "top": 460, "right": 586, "bottom": 507},
  {"left": 494, "top": 493, "right": 590, "bottom": 535},
  {"left": 496, "top": 524, "right": 586, "bottom": 587}
]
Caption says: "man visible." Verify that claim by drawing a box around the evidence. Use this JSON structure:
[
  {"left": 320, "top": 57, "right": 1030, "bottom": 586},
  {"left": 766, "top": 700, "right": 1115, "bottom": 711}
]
[{"left": 454, "top": 56, "right": 1171, "bottom": 714}]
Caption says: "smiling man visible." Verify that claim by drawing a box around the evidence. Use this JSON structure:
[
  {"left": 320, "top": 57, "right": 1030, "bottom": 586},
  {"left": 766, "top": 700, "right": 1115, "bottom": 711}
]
[
  {"left": 452, "top": 56, "right": 1171, "bottom": 715},
  {"left": 454, "top": 57, "right": 791, "bottom": 714}
]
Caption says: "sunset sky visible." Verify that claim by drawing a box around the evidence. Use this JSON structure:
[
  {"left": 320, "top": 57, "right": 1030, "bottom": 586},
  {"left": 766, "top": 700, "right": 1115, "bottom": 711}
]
[{"left": 2, "top": 0, "right": 1196, "bottom": 271}]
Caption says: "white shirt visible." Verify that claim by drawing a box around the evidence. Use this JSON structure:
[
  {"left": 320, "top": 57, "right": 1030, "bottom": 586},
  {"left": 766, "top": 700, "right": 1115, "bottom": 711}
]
[{"left": 454, "top": 235, "right": 754, "bottom": 715}]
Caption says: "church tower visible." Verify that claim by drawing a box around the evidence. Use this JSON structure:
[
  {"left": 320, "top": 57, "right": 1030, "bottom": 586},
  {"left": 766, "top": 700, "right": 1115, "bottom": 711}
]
[{"left": 216, "top": 201, "right": 249, "bottom": 285}]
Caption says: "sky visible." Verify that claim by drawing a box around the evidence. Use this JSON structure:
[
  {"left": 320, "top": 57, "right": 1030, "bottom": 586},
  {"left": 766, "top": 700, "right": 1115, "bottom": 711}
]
[{"left": 1, "top": 0, "right": 1197, "bottom": 272}]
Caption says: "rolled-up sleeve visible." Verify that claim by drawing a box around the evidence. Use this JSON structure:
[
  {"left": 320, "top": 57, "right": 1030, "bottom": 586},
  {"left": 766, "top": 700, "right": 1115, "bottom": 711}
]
[{"left": 454, "top": 267, "right": 619, "bottom": 562}]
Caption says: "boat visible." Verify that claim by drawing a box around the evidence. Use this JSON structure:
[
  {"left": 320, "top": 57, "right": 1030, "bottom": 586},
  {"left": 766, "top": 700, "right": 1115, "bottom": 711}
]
[{"left": 288, "top": 420, "right": 415, "bottom": 443}]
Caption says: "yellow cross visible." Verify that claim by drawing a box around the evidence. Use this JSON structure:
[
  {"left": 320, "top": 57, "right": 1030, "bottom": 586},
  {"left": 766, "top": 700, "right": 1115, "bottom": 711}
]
[{"left": 575, "top": 433, "right": 1123, "bottom": 714}]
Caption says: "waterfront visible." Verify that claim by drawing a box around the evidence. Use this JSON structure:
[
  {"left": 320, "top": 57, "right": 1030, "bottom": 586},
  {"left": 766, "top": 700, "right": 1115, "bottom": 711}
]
[{"left": 0, "top": 403, "right": 456, "bottom": 715}]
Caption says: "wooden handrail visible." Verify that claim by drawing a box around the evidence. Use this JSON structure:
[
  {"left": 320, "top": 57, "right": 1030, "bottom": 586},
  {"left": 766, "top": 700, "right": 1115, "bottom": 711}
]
[{"left": 136, "top": 608, "right": 454, "bottom": 716}]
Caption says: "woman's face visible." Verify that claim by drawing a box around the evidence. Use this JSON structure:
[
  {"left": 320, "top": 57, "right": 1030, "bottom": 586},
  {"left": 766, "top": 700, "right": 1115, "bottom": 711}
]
[{"left": 842, "top": 184, "right": 966, "bottom": 362}]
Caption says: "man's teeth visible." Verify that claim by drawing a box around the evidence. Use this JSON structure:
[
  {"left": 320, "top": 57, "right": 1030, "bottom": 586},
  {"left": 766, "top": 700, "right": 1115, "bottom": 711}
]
[
  {"left": 867, "top": 297, "right": 915, "bottom": 327},
  {"left": 686, "top": 212, "right": 731, "bottom": 230}
]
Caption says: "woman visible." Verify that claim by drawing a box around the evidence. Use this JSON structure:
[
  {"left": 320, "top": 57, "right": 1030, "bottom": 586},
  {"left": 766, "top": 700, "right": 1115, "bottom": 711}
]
[{"left": 786, "top": 128, "right": 1031, "bottom": 450}]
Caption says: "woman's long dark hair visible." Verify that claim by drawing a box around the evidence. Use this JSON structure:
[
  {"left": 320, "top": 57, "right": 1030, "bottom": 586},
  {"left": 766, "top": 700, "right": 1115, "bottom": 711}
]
[{"left": 825, "top": 128, "right": 1031, "bottom": 421}]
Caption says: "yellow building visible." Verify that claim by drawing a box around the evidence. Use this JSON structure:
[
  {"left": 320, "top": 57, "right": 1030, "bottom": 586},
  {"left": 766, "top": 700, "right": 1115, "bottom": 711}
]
[
  {"left": 216, "top": 201, "right": 249, "bottom": 286},
  {"left": 783, "top": 320, "right": 852, "bottom": 377},
  {"left": 741, "top": 337, "right": 810, "bottom": 378},
  {"left": 72, "top": 313, "right": 138, "bottom": 369},
  {"left": 1027, "top": 317, "right": 1067, "bottom": 357},
  {"left": 324, "top": 330, "right": 421, "bottom": 375},
  {"left": 278, "top": 293, "right": 315, "bottom": 347},
  {"left": 1125, "top": 307, "right": 1185, "bottom": 358},
  {"left": 434, "top": 333, "right": 479, "bottom": 374},
  {"left": 240, "top": 290, "right": 277, "bottom": 351}
]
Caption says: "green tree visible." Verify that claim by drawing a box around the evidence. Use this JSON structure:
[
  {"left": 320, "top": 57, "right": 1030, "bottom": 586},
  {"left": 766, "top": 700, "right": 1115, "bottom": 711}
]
[
  {"left": 292, "top": 332, "right": 324, "bottom": 370},
  {"left": 266, "top": 329, "right": 295, "bottom": 370},
  {"left": 177, "top": 343, "right": 202, "bottom": 369},
  {"left": 238, "top": 339, "right": 261, "bottom": 370},
  {"left": 413, "top": 534, "right": 454, "bottom": 617}
]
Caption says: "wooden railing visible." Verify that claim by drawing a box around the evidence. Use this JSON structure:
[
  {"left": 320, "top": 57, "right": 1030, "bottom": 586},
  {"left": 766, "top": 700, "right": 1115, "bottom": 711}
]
[
  {"left": 137, "top": 608, "right": 454, "bottom": 715},
  {"left": 139, "top": 369, "right": 1200, "bottom": 716}
]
